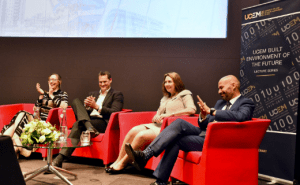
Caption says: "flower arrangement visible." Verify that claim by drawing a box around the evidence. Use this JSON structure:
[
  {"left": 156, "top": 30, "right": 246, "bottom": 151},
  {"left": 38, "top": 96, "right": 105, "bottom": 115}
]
[{"left": 20, "top": 119, "right": 60, "bottom": 145}]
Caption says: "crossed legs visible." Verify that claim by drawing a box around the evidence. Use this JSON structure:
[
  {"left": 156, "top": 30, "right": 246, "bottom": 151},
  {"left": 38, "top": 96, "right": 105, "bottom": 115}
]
[
  {"left": 109, "top": 125, "right": 157, "bottom": 170},
  {"left": 2, "top": 111, "right": 34, "bottom": 157}
]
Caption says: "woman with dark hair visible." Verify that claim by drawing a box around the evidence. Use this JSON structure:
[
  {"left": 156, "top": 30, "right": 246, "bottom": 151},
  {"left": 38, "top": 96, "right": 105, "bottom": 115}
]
[
  {"left": 107, "top": 72, "right": 196, "bottom": 173},
  {"left": 0, "top": 73, "right": 68, "bottom": 157}
]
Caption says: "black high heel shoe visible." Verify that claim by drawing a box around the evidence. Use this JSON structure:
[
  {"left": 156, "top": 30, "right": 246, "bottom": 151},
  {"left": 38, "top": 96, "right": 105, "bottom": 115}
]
[{"left": 107, "top": 167, "right": 127, "bottom": 174}]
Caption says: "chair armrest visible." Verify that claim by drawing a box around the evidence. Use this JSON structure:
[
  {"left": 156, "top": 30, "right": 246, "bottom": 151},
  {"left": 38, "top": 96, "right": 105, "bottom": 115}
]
[
  {"left": 46, "top": 108, "right": 60, "bottom": 129},
  {"left": 160, "top": 116, "right": 199, "bottom": 131}
]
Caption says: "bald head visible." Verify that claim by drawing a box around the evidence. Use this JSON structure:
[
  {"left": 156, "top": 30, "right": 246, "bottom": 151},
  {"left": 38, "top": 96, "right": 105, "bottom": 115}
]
[
  {"left": 219, "top": 75, "right": 240, "bottom": 91},
  {"left": 218, "top": 75, "right": 241, "bottom": 101}
]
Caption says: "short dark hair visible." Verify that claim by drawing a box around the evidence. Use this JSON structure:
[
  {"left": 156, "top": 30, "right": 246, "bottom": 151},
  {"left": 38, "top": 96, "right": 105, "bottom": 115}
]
[
  {"left": 98, "top": 71, "right": 111, "bottom": 79},
  {"left": 162, "top": 72, "right": 185, "bottom": 97},
  {"left": 48, "top": 73, "right": 62, "bottom": 88}
]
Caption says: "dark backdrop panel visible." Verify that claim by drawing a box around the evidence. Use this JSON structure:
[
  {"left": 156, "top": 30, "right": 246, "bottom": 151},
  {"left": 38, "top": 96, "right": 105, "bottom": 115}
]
[{"left": 0, "top": 0, "right": 259, "bottom": 112}]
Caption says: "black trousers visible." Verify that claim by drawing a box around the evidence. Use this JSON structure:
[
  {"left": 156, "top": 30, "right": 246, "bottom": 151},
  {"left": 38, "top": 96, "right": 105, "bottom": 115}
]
[
  {"left": 149, "top": 119, "right": 205, "bottom": 182},
  {"left": 59, "top": 98, "right": 107, "bottom": 157}
]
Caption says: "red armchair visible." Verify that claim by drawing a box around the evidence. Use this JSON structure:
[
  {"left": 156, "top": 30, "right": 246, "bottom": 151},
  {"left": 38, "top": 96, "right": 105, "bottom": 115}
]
[
  {"left": 118, "top": 112, "right": 158, "bottom": 169},
  {"left": 0, "top": 103, "right": 61, "bottom": 159},
  {"left": 61, "top": 108, "right": 132, "bottom": 165},
  {"left": 161, "top": 117, "right": 271, "bottom": 185},
  {"left": 117, "top": 112, "right": 198, "bottom": 170}
]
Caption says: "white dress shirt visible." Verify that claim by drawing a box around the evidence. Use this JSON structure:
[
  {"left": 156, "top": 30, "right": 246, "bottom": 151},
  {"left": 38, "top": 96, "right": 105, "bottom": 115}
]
[{"left": 90, "top": 88, "right": 110, "bottom": 118}]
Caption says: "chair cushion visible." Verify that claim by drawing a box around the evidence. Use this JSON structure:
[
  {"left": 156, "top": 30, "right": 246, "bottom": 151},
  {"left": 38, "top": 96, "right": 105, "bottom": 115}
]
[{"left": 178, "top": 150, "right": 202, "bottom": 164}]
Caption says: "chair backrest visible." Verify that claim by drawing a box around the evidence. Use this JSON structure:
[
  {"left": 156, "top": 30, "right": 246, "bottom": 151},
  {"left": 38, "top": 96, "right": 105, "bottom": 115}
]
[
  {"left": 118, "top": 111, "right": 157, "bottom": 149},
  {"left": 0, "top": 104, "right": 34, "bottom": 131},
  {"left": 121, "top": 109, "right": 132, "bottom": 113},
  {"left": 204, "top": 118, "right": 270, "bottom": 149},
  {"left": 199, "top": 118, "right": 271, "bottom": 185},
  {"left": 61, "top": 108, "right": 133, "bottom": 129}
]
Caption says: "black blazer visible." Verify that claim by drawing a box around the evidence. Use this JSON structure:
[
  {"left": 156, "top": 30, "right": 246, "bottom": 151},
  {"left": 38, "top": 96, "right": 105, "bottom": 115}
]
[
  {"left": 88, "top": 88, "right": 124, "bottom": 123},
  {"left": 198, "top": 95, "right": 255, "bottom": 132}
]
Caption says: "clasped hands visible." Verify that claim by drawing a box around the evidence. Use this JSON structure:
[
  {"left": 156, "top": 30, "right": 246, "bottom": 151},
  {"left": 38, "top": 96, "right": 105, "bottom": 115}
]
[
  {"left": 84, "top": 96, "right": 98, "bottom": 110},
  {"left": 197, "top": 95, "right": 211, "bottom": 119},
  {"left": 152, "top": 113, "right": 171, "bottom": 124}
]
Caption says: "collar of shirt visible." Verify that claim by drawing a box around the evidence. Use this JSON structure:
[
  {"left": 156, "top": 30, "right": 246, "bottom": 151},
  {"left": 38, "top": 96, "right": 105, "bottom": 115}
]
[
  {"left": 99, "top": 88, "right": 111, "bottom": 95},
  {"left": 229, "top": 94, "right": 241, "bottom": 106},
  {"left": 221, "top": 94, "right": 241, "bottom": 110},
  {"left": 53, "top": 89, "right": 61, "bottom": 95}
]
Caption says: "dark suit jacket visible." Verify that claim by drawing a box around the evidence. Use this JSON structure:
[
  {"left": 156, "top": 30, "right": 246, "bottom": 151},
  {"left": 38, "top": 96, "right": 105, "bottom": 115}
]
[
  {"left": 88, "top": 88, "right": 124, "bottom": 123},
  {"left": 198, "top": 95, "right": 255, "bottom": 132}
]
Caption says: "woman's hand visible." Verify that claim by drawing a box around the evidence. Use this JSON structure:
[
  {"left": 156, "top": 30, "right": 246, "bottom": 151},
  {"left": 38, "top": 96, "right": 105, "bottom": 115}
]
[
  {"left": 36, "top": 83, "right": 44, "bottom": 95},
  {"left": 152, "top": 115, "right": 160, "bottom": 123},
  {"left": 153, "top": 113, "right": 171, "bottom": 123},
  {"left": 48, "top": 83, "right": 55, "bottom": 98}
]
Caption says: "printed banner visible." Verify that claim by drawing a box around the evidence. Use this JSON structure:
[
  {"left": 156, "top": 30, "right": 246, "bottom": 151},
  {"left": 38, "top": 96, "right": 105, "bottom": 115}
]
[{"left": 240, "top": 0, "right": 300, "bottom": 181}]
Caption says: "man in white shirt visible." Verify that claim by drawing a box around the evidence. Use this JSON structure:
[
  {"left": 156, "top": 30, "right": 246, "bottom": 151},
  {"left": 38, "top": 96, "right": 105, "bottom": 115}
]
[{"left": 52, "top": 71, "right": 124, "bottom": 168}]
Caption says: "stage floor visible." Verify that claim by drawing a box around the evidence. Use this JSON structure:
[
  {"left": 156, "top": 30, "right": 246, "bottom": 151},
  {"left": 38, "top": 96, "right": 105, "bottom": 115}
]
[{"left": 18, "top": 153, "right": 282, "bottom": 185}]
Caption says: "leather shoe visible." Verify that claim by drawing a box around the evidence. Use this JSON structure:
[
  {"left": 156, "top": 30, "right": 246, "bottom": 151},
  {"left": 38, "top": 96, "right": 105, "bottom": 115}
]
[
  {"left": 52, "top": 160, "right": 63, "bottom": 168},
  {"left": 125, "top": 143, "right": 147, "bottom": 171},
  {"left": 87, "top": 127, "right": 99, "bottom": 138}
]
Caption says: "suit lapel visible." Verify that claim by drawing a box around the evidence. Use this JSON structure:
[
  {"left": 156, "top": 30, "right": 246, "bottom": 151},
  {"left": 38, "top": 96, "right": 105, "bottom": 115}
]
[
  {"left": 229, "top": 96, "right": 243, "bottom": 111},
  {"left": 95, "top": 91, "right": 100, "bottom": 99},
  {"left": 102, "top": 89, "right": 113, "bottom": 106},
  {"left": 216, "top": 100, "right": 227, "bottom": 110}
]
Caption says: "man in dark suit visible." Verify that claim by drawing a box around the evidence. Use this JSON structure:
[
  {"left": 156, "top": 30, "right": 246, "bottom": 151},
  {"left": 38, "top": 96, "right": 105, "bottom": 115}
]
[
  {"left": 52, "top": 71, "right": 124, "bottom": 168},
  {"left": 125, "top": 75, "right": 255, "bottom": 185}
]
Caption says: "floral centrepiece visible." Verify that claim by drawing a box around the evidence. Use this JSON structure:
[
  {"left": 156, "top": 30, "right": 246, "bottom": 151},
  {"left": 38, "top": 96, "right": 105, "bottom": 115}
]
[{"left": 20, "top": 119, "right": 60, "bottom": 145}]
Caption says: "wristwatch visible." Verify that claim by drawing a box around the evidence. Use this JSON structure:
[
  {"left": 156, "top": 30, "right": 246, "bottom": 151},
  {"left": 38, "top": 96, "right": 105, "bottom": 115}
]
[{"left": 210, "top": 108, "right": 216, "bottom": 115}]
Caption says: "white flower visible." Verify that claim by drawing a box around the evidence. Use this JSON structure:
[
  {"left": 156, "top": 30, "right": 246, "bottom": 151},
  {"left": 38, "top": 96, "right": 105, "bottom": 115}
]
[
  {"left": 28, "top": 127, "right": 35, "bottom": 133},
  {"left": 24, "top": 124, "right": 31, "bottom": 129},
  {"left": 39, "top": 135, "right": 46, "bottom": 143},
  {"left": 32, "top": 121, "right": 38, "bottom": 127},
  {"left": 53, "top": 131, "right": 60, "bottom": 140},
  {"left": 20, "top": 134, "right": 28, "bottom": 140},
  {"left": 42, "top": 121, "right": 48, "bottom": 127},
  {"left": 41, "top": 128, "right": 51, "bottom": 135}
]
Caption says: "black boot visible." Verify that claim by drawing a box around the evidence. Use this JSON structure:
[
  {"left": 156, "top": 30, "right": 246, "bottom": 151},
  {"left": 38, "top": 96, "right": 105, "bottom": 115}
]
[{"left": 52, "top": 154, "right": 64, "bottom": 168}]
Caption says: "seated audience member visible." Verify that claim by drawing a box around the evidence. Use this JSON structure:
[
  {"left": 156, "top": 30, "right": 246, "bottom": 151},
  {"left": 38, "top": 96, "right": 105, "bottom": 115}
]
[
  {"left": 107, "top": 72, "right": 196, "bottom": 174},
  {"left": 52, "top": 71, "right": 124, "bottom": 168},
  {"left": 125, "top": 75, "right": 255, "bottom": 185},
  {"left": 0, "top": 73, "right": 68, "bottom": 157}
]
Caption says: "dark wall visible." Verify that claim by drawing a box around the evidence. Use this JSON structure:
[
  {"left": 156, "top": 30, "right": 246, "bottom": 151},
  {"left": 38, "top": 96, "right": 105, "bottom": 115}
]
[{"left": 0, "top": 0, "right": 259, "bottom": 112}]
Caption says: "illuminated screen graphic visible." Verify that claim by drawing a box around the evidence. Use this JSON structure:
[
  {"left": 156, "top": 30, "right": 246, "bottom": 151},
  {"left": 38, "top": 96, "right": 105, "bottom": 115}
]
[{"left": 0, "top": 0, "right": 228, "bottom": 38}]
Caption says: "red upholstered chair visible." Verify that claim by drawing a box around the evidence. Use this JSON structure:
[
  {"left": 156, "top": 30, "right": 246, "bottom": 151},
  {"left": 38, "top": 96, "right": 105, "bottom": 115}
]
[
  {"left": 161, "top": 117, "right": 270, "bottom": 185},
  {"left": 0, "top": 103, "right": 61, "bottom": 159},
  {"left": 117, "top": 112, "right": 198, "bottom": 170},
  {"left": 118, "top": 111, "right": 158, "bottom": 169},
  {"left": 61, "top": 108, "right": 132, "bottom": 165}
]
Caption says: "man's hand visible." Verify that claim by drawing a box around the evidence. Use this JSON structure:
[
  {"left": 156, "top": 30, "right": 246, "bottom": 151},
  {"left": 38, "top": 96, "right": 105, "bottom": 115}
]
[
  {"left": 197, "top": 95, "right": 210, "bottom": 119},
  {"left": 84, "top": 96, "right": 98, "bottom": 109}
]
